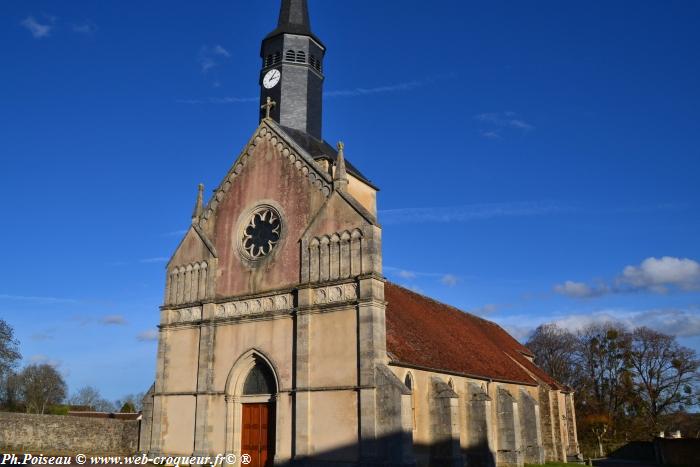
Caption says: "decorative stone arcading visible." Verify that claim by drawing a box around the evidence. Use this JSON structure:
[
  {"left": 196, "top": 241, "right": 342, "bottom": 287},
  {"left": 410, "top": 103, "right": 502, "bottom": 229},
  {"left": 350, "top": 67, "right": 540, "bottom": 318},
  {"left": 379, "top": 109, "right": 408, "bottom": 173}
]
[
  {"left": 215, "top": 292, "right": 294, "bottom": 319},
  {"left": 199, "top": 124, "right": 332, "bottom": 226},
  {"left": 313, "top": 283, "right": 358, "bottom": 305},
  {"left": 304, "top": 228, "right": 364, "bottom": 283},
  {"left": 166, "top": 261, "right": 209, "bottom": 306}
]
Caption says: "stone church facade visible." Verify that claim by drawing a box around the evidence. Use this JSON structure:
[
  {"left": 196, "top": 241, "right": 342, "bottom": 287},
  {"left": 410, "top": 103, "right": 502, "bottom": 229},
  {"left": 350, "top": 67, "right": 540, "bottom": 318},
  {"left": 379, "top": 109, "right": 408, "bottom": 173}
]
[{"left": 140, "top": 1, "right": 581, "bottom": 466}]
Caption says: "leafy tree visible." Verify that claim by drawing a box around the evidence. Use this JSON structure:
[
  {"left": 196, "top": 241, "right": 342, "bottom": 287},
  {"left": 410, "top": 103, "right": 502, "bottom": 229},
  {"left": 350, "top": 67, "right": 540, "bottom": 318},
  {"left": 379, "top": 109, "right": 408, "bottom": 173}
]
[
  {"left": 526, "top": 323, "right": 578, "bottom": 386},
  {"left": 18, "top": 363, "right": 67, "bottom": 414},
  {"left": 120, "top": 401, "right": 137, "bottom": 413},
  {"left": 627, "top": 327, "right": 699, "bottom": 432},
  {"left": 115, "top": 392, "right": 145, "bottom": 413}
]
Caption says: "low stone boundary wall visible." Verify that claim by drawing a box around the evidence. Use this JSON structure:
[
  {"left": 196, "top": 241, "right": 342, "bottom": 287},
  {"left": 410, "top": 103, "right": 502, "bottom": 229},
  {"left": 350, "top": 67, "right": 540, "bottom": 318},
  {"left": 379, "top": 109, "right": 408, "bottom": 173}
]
[{"left": 0, "top": 412, "right": 139, "bottom": 455}]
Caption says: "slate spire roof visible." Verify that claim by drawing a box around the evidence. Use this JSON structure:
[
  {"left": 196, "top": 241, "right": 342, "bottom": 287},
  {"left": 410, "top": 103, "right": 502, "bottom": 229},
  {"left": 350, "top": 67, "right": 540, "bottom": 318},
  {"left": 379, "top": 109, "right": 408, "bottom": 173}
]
[{"left": 266, "top": 0, "right": 323, "bottom": 46}]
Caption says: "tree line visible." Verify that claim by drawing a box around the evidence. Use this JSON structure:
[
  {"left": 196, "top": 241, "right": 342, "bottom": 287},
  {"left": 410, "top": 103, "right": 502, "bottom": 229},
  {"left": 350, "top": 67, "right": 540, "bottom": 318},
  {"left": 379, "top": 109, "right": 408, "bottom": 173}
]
[
  {"left": 0, "top": 319, "right": 143, "bottom": 415},
  {"left": 526, "top": 322, "right": 700, "bottom": 456}
]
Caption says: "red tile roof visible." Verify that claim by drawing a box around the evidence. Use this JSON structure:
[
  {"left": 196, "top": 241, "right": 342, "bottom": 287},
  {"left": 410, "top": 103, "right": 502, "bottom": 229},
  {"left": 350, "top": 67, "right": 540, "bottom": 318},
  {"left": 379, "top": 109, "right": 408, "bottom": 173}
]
[{"left": 385, "top": 282, "right": 561, "bottom": 388}]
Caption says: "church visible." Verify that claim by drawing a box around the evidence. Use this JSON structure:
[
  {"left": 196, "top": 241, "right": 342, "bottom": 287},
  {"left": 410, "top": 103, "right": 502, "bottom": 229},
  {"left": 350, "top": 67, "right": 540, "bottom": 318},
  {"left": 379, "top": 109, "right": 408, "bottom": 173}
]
[{"left": 139, "top": 1, "right": 581, "bottom": 466}]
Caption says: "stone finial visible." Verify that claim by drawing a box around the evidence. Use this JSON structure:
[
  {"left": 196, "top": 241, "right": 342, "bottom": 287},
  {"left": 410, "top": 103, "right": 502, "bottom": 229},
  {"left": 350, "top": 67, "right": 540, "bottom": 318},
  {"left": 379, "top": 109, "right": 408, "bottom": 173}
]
[
  {"left": 192, "top": 183, "right": 204, "bottom": 223},
  {"left": 334, "top": 141, "right": 348, "bottom": 190}
]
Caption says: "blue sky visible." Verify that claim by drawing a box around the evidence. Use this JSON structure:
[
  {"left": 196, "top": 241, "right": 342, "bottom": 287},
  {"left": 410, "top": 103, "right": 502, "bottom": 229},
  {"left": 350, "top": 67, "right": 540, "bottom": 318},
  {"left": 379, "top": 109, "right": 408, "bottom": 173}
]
[{"left": 1, "top": 0, "right": 699, "bottom": 401}]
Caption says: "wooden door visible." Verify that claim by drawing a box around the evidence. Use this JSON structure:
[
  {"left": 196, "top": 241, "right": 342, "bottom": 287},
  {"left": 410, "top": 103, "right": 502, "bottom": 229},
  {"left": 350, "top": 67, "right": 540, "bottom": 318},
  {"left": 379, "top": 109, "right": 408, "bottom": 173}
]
[{"left": 241, "top": 403, "right": 273, "bottom": 467}]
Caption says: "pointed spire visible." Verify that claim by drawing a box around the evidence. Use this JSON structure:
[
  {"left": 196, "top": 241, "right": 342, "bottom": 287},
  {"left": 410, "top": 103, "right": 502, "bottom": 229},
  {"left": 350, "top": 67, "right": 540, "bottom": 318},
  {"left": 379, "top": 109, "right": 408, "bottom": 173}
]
[
  {"left": 265, "top": 0, "right": 322, "bottom": 45},
  {"left": 192, "top": 183, "right": 204, "bottom": 223},
  {"left": 334, "top": 141, "right": 348, "bottom": 190},
  {"left": 278, "top": 0, "right": 311, "bottom": 31}
]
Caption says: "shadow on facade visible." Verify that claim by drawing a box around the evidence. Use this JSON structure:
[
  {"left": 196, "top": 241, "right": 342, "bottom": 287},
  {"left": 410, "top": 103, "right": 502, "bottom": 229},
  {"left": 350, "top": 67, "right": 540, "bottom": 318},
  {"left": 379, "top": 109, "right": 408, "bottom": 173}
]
[{"left": 260, "top": 434, "right": 496, "bottom": 467}]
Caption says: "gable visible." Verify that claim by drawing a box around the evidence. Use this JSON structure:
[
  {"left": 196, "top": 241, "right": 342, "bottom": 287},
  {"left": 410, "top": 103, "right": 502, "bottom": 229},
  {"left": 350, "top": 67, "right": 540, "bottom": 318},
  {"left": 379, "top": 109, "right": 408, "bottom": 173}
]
[
  {"left": 168, "top": 225, "right": 217, "bottom": 268},
  {"left": 191, "top": 121, "right": 374, "bottom": 298}
]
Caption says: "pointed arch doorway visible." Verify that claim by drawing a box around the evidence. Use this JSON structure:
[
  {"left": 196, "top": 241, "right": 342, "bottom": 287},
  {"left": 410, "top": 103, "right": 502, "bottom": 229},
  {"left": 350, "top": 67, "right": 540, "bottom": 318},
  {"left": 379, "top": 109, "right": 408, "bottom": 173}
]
[
  {"left": 241, "top": 362, "right": 276, "bottom": 467},
  {"left": 226, "top": 351, "right": 278, "bottom": 467}
]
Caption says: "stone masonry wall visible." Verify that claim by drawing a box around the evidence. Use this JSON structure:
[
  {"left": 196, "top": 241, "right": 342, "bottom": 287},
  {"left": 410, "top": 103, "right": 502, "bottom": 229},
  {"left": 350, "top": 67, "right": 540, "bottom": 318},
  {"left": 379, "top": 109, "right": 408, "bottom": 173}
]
[{"left": 0, "top": 412, "right": 139, "bottom": 455}]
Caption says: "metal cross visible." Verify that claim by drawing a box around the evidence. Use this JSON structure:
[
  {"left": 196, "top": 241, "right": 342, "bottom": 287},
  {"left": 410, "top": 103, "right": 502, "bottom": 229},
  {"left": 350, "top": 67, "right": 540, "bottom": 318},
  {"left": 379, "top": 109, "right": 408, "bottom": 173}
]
[{"left": 261, "top": 97, "right": 276, "bottom": 119}]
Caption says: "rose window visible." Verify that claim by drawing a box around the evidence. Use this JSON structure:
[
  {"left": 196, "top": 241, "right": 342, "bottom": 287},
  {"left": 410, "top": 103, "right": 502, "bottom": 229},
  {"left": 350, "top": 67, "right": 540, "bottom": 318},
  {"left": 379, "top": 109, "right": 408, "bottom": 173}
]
[{"left": 241, "top": 207, "right": 281, "bottom": 260}]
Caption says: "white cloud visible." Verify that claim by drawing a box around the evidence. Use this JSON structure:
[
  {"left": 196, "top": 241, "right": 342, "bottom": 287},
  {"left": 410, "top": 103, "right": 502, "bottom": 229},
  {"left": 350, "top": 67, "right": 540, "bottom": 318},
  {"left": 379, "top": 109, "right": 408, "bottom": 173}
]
[
  {"left": 466, "top": 303, "right": 498, "bottom": 315},
  {"left": 555, "top": 256, "right": 700, "bottom": 299},
  {"left": 475, "top": 111, "right": 535, "bottom": 137},
  {"left": 30, "top": 331, "right": 55, "bottom": 341},
  {"left": 441, "top": 274, "right": 459, "bottom": 287},
  {"left": 72, "top": 21, "right": 97, "bottom": 34},
  {"left": 554, "top": 280, "right": 609, "bottom": 298},
  {"left": 162, "top": 229, "right": 188, "bottom": 237},
  {"left": 137, "top": 329, "right": 159, "bottom": 342},
  {"left": 177, "top": 96, "right": 259, "bottom": 105},
  {"left": 497, "top": 306, "right": 700, "bottom": 342},
  {"left": 405, "top": 285, "right": 424, "bottom": 295},
  {"left": 199, "top": 45, "right": 231, "bottom": 73},
  {"left": 179, "top": 80, "right": 424, "bottom": 105},
  {"left": 620, "top": 257, "right": 700, "bottom": 292},
  {"left": 28, "top": 354, "right": 62, "bottom": 368},
  {"left": 101, "top": 315, "right": 127, "bottom": 326},
  {"left": 398, "top": 270, "right": 417, "bottom": 279},
  {"left": 326, "top": 81, "right": 423, "bottom": 98},
  {"left": 480, "top": 130, "right": 500, "bottom": 139},
  {"left": 0, "top": 294, "right": 77, "bottom": 304},
  {"left": 379, "top": 201, "right": 564, "bottom": 225},
  {"left": 139, "top": 257, "right": 169, "bottom": 264},
  {"left": 550, "top": 307, "right": 700, "bottom": 338},
  {"left": 21, "top": 16, "right": 53, "bottom": 39},
  {"left": 212, "top": 45, "right": 230, "bottom": 57}
]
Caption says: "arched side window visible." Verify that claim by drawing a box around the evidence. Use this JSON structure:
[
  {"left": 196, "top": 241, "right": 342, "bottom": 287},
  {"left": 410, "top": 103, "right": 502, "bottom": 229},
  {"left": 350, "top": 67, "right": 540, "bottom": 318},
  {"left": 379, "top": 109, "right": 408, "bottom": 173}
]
[
  {"left": 404, "top": 373, "right": 412, "bottom": 390},
  {"left": 273, "top": 51, "right": 282, "bottom": 64},
  {"left": 285, "top": 50, "right": 296, "bottom": 62},
  {"left": 243, "top": 359, "right": 277, "bottom": 395},
  {"left": 405, "top": 372, "right": 416, "bottom": 431},
  {"left": 295, "top": 51, "right": 306, "bottom": 63},
  {"left": 265, "top": 55, "right": 273, "bottom": 67}
]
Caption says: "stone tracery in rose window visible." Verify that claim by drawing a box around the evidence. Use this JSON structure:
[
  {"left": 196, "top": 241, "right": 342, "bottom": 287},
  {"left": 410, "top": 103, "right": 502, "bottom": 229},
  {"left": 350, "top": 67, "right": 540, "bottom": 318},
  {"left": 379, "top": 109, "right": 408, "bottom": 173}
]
[{"left": 241, "top": 207, "right": 282, "bottom": 260}]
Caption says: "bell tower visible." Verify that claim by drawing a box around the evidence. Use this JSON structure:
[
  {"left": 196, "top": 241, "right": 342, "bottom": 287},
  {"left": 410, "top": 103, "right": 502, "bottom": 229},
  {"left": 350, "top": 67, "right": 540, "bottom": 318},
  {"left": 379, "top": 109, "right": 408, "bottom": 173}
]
[{"left": 259, "top": 0, "right": 325, "bottom": 139}]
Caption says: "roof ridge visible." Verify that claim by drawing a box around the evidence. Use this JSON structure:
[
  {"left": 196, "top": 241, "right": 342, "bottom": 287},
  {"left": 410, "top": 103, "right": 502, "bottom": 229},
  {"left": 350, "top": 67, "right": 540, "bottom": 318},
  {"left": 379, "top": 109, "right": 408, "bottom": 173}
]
[{"left": 385, "top": 281, "right": 498, "bottom": 325}]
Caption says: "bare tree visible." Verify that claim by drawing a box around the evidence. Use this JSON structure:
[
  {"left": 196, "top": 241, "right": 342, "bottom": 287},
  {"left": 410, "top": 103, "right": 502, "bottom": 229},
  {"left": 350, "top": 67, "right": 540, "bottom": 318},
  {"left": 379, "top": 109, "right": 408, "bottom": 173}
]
[
  {"left": 0, "top": 319, "right": 21, "bottom": 382},
  {"left": 574, "top": 323, "right": 633, "bottom": 420},
  {"left": 627, "top": 327, "right": 700, "bottom": 431},
  {"left": 582, "top": 413, "right": 612, "bottom": 457},
  {"left": 18, "top": 364, "right": 67, "bottom": 414},
  {"left": 0, "top": 371, "right": 22, "bottom": 409},
  {"left": 70, "top": 385, "right": 115, "bottom": 412},
  {"left": 526, "top": 323, "right": 578, "bottom": 386}
]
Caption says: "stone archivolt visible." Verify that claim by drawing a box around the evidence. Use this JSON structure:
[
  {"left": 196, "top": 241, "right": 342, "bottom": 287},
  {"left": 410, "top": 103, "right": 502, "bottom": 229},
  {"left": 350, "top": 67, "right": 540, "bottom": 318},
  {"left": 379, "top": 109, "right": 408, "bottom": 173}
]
[
  {"left": 166, "top": 261, "right": 209, "bottom": 306},
  {"left": 215, "top": 292, "right": 294, "bottom": 319}
]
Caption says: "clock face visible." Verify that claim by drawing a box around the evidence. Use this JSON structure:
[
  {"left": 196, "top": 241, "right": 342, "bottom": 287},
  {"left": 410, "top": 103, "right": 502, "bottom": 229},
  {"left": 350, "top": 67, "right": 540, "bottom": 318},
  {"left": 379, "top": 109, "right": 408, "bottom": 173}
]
[{"left": 263, "top": 69, "right": 281, "bottom": 89}]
